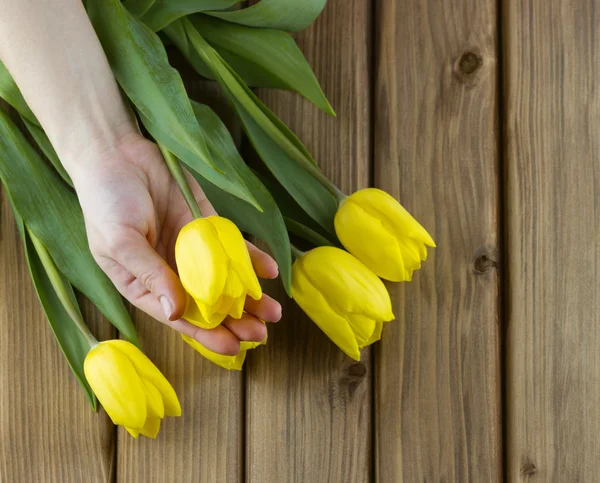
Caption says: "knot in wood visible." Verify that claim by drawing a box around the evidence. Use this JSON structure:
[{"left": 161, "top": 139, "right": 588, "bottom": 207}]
[
  {"left": 521, "top": 462, "right": 537, "bottom": 475},
  {"left": 474, "top": 246, "right": 499, "bottom": 274},
  {"left": 453, "top": 51, "right": 483, "bottom": 83},
  {"left": 459, "top": 52, "right": 482, "bottom": 75},
  {"left": 346, "top": 362, "right": 367, "bottom": 378}
]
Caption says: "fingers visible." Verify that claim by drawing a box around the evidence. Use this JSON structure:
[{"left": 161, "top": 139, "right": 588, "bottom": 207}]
[
  {"left": 171, "top": 313, "right": 267, "bottom": 356},
  {"left": 222, "top": 313, "right": 267, "bottom": 342},
  {"left": 246, "top": 241, "right": 279, "bottom": 279},
  {"left": 244, "top": 293, "right": 282, "bottom": 322},
  {"left": 171, "top": 319, "right": 240, "bottom": 356},
  {"left": 102, "top": 229, "right": 187, "bottom": 321}
]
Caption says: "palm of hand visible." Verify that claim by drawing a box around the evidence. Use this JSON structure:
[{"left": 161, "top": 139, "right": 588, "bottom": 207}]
[{"left": 73, "top": 135, "right": 280, "bottom": 355}]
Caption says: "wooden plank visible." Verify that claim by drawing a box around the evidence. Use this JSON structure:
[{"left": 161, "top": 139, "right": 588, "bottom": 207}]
[
  {"left": 374, "top": 1, "right": 502, "bottom": 481},
  {"left": 0, "top": 188, "right": 115, "bottom": 481},
  {"left": 504, "top": 1, "right": 600, "bottom": 480},
  {"left": 116, "top": 80, "right": 244, "bottom": 483},
  {"left": 245, "top": 2, "right": 373, "bottom": 482}
]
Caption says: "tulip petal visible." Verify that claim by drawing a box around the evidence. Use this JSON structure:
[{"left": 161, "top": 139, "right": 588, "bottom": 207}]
[
  {"left": 335, "top": 188, "right": 435, "bottom": 281},
  {"left": 109, "top": 340, "right": 182, "bottom": 417},
  {"left": 176, "top": 218, "right": 228, "bottom": 305},
  {"left": 182, "top": 335, "right": 247, "bottom": 370},
  {"left": 183, "top": 295, "right": 220, "bottom": 329},
  {"left": 364, "top": 321, "right": 384, "bottom": 346},
  {"left": 208, "top": 217, "right": 262, "bottom": 300},
  {"left": 143, "top": 380, "right": 165, "bottom": 419},
  {"left": 336, "top": 201, "right": 409, "bottom": 282},
  {"left": 349, "top": 188, "right": 435, "bottom": 247},
  {"left": 346, "top": 313, "right": 377, "bottom": 347},
  {"left": 126, "top": 427, "right": 140, "bottom": 438},
  {"left": 300, "top": 247, "right": 394, "bottom": 321},
  {"left": 84, "top": 343, "right": 146, "bottom": 429},
  {"left": 292, "top": 260, "right": 361, "bottom": 361},
  {"left": 182, "top": 320, "right": 267, "bottom": 370},
  {"left": 198, "top": 298, "right": 229, "bottom": 327},
  {"left": 139, "top": 418, "right": 161, "bottom": 439}
]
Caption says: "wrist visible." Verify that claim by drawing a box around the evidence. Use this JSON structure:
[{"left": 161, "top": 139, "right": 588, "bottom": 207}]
[{"left": 57, "top": 113, "right": 140, "bottom": 181}]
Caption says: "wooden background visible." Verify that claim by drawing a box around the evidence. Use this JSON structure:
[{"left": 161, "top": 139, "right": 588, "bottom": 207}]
[{"left": 1, "top": 0, "right": 599, "bottom": 481}]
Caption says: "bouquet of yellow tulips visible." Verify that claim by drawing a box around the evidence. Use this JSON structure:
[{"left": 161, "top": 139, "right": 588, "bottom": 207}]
[{"left": 0, "top": 0, "right": 434, "bottom": 438}]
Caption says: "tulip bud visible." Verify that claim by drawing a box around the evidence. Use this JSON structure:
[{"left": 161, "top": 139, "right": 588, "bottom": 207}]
[
  {"left": 181, "top": 321, "right": 268, "bottom": 370},
  {"left": 291, "top": 247, "right": 394, "bottom": 361},
  {"left": 175, "top": 216, "right": 262, "bottom": 329},
  {"left": 334, "top": 188, "right": 435, "bottom": 282},
  {"left": 84, "top": 340, "right": 181, "bottom": 438}
]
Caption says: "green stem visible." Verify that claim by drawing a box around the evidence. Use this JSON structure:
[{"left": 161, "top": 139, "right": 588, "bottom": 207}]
[
  {"left": 290, "top": 244, "right": 305, "bottom": 260},
  {"left": 285, "top": 218, "right": 335, "bottom": 247},
  {"left": 26, "top": 228, "right": 97, "bottom": 347},
  {"left": 159, "top": 145, "right": 203, "bottom": 219}
]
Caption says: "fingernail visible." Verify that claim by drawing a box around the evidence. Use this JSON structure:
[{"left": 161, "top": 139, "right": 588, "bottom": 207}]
[{"left": 160, "top": 296, "right": 173, "bottom": 321}]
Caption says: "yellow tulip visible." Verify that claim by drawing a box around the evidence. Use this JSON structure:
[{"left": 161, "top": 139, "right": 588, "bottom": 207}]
[
  {"left": 175, "top": 216, "right": 262, "bottom": 329},
  {"left": 181, "top": 321, "right": 268, "bottom": 370},
  {"left": 334, "top": 188, "right": 435, "bottom": 282},
  {"left": 291, "top": 247, "right": 394, "bottom": 361},
  {"left": 84, "top": 340, "right": 181, "bottom": 438}
]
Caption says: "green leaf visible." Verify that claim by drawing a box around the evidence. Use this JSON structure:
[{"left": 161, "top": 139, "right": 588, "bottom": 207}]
[
  {"left": 168, "top": 19, "right": 339, "bottom": 234},
  {"left": 123, "top": 0, "right": 157, "bottom": 18},
  {"left": 139, "top": 0, "right": 241, "bottom": 32},
  {"left": 140, "top": 111, "right": 261, "bottom": 211},
  {"left": 207, "top": 0, "right": 327, "bottom": 32},
  {"left": 86, "top": 0, "right": 256, "bottom": 206},
  {"left": 7, "top": 196, "right": 97, "bottom": 409},
  {"left": 189, "top": 15, "right": 333, "bottom": 114},
  {"left": 190, "top": 101, "right": 292, "bottom": 293},
  {"left": 254, "top": 169, "right": 338, "bottom": 245},
  {"left": 21, "top": 117, "right": 73, "bottom": 186},
  {"left": 0, "top": 61, "right": 35, "bottom": 123},
  {"left": 0, "top": 108, "right": 139, "bottom": 345}
]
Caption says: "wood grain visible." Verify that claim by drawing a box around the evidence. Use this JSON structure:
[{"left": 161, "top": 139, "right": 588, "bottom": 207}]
[
  {"left": 245, "top": 1, "right": 373, "bottom": 482},
  {"left": 116, "top": 80, "right": 244, "bottom": 483},
  {"left": 504, "top": 1, "right": 600, "bottom": 480},
  {"left": 0, "top": 183, "right": 115, "bottom": 481},
  {"left": 374, "top": 1, "right": 502, "bottom": 481}
]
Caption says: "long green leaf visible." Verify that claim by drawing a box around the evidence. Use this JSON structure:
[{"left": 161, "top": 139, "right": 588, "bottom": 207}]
[
  {"left": 0, "top": 61, "right": 35, "bottom": 123},
  {"left": 21, "top": 117, "right": 73, "bottom": 186},
  {"left": 86, "top": 0, "right": 257, "bottom": 208},
  {"left": 140, "top": 111, "right": 261, "bottom": 211},
  {"left": 254, "top": 169, "right": 338, "bottom": 245},
  {"left": 0, "top": 108, "right": 138, "bottom": 345},
  {"left": 139, "top": 0, "right": 240, "bottom": 31},
  {"left": 168, "top": 20, "right": 339, "bottom": 234},
  {"left": 190, "top": 101, "right": 292, "bottom": 293},
  {"left": 189, "top": 15, "right": 334, "bottom": 114},
  {"left": 7, "top": 194, "right": 97, "bottom": 409},
  {"left": 123, "top": 0, "right": 157, "bottom": 17},
  {"left": 207, "top": 0, "right": 327, "bottom": 32}
]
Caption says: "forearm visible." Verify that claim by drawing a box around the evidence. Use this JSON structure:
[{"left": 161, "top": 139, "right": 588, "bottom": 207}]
[{"left": 0, "top": 0, "right": 137, "bottom": 176}]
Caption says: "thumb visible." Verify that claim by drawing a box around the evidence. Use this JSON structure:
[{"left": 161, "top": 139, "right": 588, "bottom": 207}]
[{"left": 108, "top": 231, "right": 187, "bottom": 321}]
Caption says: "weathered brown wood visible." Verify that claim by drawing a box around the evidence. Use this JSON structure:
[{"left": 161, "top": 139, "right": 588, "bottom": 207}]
[
  {"left": 116, "top": 80, "right": 244, "bottom": 483},
  {"left": 116, "top": 311, "right": 243, "bottom": 483},
  {"left": 0, "top": 188, "right": 115, "bottom": 482},
  {"left": 374, "top": 1, "right": 502, "bottom": 481},
  {"left": 245, "top": 2, "right": 373, "bottom": 482},
  {"left": 504, "top": 1, "right": 600, "bottom": 480}
]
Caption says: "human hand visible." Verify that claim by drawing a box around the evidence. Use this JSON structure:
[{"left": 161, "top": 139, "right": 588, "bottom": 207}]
[{"left": 69, "top": 132, "right": 281, "bottom": 356}]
